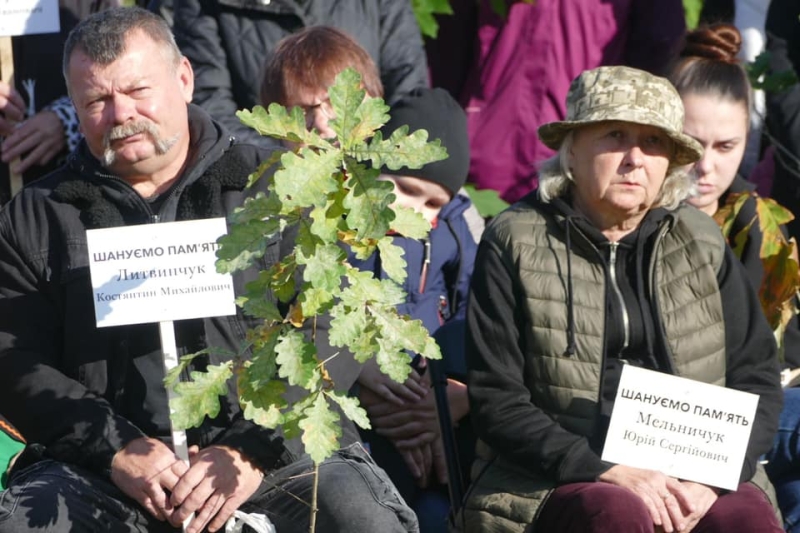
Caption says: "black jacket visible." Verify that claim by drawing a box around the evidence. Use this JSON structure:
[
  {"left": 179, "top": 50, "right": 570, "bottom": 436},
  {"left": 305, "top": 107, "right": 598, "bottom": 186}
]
[
  {"left": 766, "top": 0, "right": 800, "bottom": 241},
  {"left": 162, "top": 0, "right": 429, "bottom": 148},
  {"left": 0, "top": 105, "right": 362, "bottom": 477}
]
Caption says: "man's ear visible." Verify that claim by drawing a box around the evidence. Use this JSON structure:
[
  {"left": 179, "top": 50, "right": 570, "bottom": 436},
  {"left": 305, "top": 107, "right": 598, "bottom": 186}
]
[{"left": 177, "top": 56, "right": 194, "bottom": 103}]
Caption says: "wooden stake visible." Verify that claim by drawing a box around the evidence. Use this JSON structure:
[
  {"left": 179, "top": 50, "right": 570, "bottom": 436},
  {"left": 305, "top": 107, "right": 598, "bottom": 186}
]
[{"left": 0, "top": 36, "right": 22, "bottom": 199}]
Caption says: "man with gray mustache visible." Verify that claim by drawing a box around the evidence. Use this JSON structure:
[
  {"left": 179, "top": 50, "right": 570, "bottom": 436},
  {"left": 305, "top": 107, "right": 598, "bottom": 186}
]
[
  {"left": 102, "top": 120, "right": 178, "bottom": 168},
  {"left": 0, "top": 6, "right": 418, "bottom": 533}
]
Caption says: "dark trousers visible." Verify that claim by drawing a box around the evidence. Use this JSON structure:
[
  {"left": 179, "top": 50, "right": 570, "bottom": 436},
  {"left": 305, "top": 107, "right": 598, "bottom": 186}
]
[
  {"left": 536, "top": 481, "right": 782, "bottom": 532},
  {"left": 0, "top": 443, "right": 418, "bottom": 532}
]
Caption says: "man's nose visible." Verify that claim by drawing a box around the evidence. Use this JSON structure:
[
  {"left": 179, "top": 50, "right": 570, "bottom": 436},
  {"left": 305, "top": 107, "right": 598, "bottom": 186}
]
[{"left": 109, "top": 94, "right": 136, "bottom": 125}]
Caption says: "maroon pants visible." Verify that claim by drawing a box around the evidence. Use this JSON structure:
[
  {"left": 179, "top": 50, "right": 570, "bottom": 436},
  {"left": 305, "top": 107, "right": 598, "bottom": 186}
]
[{"left": 536, "top": 482, "right": 782, "bottom": 532}]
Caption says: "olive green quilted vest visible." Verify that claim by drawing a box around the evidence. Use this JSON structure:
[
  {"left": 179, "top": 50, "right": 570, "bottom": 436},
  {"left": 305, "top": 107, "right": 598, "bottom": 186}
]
[{"left": 458, "top": 203, "right": 777, "bottom": 532}]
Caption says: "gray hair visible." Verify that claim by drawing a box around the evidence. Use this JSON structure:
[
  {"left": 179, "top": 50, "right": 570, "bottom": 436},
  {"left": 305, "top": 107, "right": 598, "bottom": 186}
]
[
  {"left": 537, "top": 131, "right": 693, "bottom": 211},
  {"left": 63, "top": 7, "right": 181, "bottom": 84}
]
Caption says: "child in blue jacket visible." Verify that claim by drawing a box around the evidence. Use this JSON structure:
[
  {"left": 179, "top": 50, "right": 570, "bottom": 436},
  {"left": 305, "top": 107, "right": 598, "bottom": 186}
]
[{"left": 353, "top": 88, "right": 478, "bottom": 533}]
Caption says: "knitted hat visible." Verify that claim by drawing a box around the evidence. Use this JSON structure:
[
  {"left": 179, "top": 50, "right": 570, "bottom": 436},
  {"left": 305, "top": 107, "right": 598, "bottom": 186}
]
[
  {"left": 379, "top": 88, "right": 469, "bottom": 196},
  {"left": 538, "top": 66, "right": 703, "bottom": 166}
]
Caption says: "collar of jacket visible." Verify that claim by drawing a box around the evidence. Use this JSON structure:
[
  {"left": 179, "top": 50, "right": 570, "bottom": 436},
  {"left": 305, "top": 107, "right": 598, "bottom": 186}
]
[{"left": 50, "top": 104, "right": 251, "bottom": 229}]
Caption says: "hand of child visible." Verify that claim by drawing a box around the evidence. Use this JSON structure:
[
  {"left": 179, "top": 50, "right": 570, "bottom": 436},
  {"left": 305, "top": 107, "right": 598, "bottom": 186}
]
[{"left": 357, "top": 357, "right": 428, "bottom": 406}]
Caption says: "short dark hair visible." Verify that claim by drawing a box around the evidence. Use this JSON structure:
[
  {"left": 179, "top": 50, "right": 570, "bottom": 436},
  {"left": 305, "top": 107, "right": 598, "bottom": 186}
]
[
  {"left": 668, "top": 23, "right": 752, "bottom": 120},
  {"left": 260, "top": 26, "right": 383, "bottom": 106},
  {"left": 63, "top": 6, "right": 181, "bottom": 83}
]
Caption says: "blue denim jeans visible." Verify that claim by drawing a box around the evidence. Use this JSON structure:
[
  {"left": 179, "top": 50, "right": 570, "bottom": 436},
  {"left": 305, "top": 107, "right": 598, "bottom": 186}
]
[
  {"left": 0, "top": 442, "right": 418, "bottom": 532},
  {"left": 766, "top": 387, "right": 800, "bottom": 532}
]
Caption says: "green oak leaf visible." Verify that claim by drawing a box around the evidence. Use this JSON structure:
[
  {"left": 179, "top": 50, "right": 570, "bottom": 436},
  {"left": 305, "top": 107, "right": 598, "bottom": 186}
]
[
  {"left": 237, "top": 104, "right": 329, "bottom": 148},
  {"left": 373, "top": 336, "right": 413, "bottom": 383},
  {"left": 357, "top": 127, "right": 447, "bottom": 172},
  {"left": 328, "top": 68, "right": 390, "bottom": 149},
  {"left": 350, "top": 322, "right": 379, "bottom": 363},
  {"left": 299, "top": 394, "right": 342, "bottom": 464},
  {"left": 236, "top": 293, "right": 282, "bottom": 322},
  {"left": 326, "top": 391, "right": 371, "bottom": 430},
  {"left": 376, "top": 237, "right": 407, "bottom": 284},
  {"left": 341, "top": 269, "right": 406, "bottom": 307},
  {"left": 295, "top": 218, "right": 321, "bottom": 259},
  {"left": 389, "top": 205, "right": 431, "bottom": 240},
  {"left": 266, "top": 255, "right": 297, "bottom": 303},
  {"left": 328, "top": 302, "right": 369, "bottom": 348},
  {"left": 275, "top": 330, "right": 320, "bottom": 389},
  {"left": 245, "top": 151, "right": 283, "bottom": 189},
  {"left": 373, "top": 307, "right": 442, "bottom": 361},
  {"left": 238, "top": 373, "right": 287, "bottom": 429},
  {"left": 310, "top": 202, "right": 342, "bottom": 244},
  {"left": 343, "top": 160, "right": 395, "bottom": 239},
  {"left": 297, "top": 243, "right": 346, "bottom": 293},
  {"left": 326, "top": 181, "right": 348, "bottom": 219},
  {"left": 170, "top": 363, "right": 233, "bottom": 429},
  {"left": 274, "top": 149, "right": 341, "bottom": 209},
  {"left": 300, "top": 286, "right": 335, "bottom": 316},
  {"left": 229, "top": 192, "right": 282, "bottom": 226},
  {"left": 282, "top": 395, "right": 315, "bottom": 441},
  {"left": 164, "top": 350, "right": 211, "bottom": 388},
  {"left": 248, "top": 325, "right": 282, "bottom": 384},
  {"left": 216, "top": 219, "right": 281, "bottom": 274}
]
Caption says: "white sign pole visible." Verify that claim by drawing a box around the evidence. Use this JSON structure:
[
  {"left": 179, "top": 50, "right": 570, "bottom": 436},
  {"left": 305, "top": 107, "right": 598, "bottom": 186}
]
[
  {"left": 87, "top": 219, "right": 234, "bottom": 533},
  {"left": 159, "top": 320, "right": 194, "bottom": 532}
]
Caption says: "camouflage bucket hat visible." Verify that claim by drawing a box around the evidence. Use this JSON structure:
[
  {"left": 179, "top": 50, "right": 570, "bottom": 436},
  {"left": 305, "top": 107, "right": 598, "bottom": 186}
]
[{"left": 538, "top": 66, "right": 703, "bottom": 166}]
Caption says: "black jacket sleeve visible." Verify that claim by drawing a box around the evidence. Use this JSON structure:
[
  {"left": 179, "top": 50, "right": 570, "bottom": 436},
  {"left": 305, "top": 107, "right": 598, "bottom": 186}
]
[
  {"left": 0, "top": 203, "right": 146, "bottom": 475},
  {"left": 377, "top": 0, "right": 430, "bottom": 104},
  {"left": 172, "top": 0, "right": 273, "bottom": 148},
  {"left": 466, "top": 238, "right": 612, "bottom": 484},
  {"left": 765, "top": 0, "right": 800, "bottom": 231},
  {"left": 717, "top": 246, "right": 784, "bottom": 482}
]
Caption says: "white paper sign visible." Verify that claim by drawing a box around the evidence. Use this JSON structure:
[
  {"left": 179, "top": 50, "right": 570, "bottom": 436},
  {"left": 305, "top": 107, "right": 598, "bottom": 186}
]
[
  {"left": 0, "top": 0, "right": 60, "bottom": 37},
  {"left": 602, "top": 365, "right": 759, "bottom": 490},
  {"left": 86, "top": 218, "right": 235, "bottom": 328}
]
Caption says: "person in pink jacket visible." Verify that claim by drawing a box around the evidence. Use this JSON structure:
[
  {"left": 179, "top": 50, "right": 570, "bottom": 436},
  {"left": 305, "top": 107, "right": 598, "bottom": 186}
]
[{"left": 461, "top": 0, "right": 686, "bottom": 203}]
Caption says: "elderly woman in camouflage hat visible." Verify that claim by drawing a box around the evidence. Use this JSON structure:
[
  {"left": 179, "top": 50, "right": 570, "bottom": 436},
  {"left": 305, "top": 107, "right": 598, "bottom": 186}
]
[{"left": 461, "top": 66, "right": 783, "bottom": 532}]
